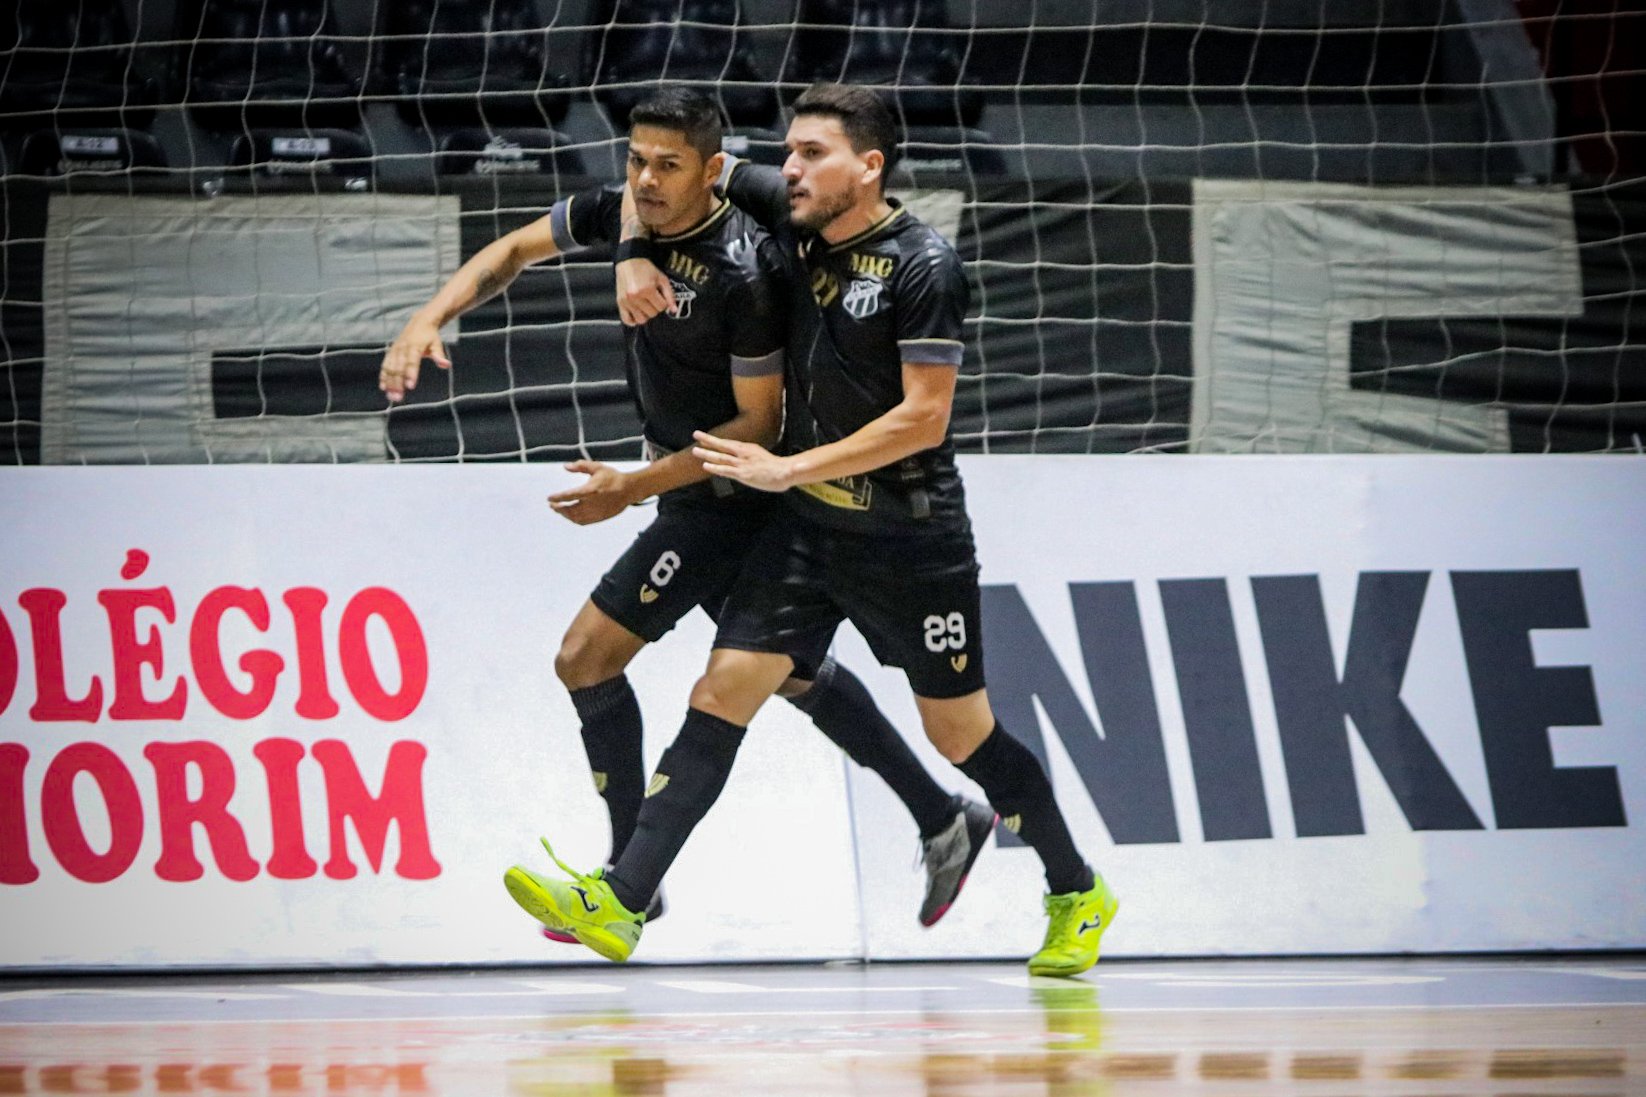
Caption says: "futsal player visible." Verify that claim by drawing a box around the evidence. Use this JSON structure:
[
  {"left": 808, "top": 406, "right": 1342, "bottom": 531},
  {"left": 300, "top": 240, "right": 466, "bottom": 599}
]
[
  {"left": 522, "top": 85, "right": 1118, "bottom": 976},
  {"left": 378, "top": 89, "right": 994, "bottom": 937}
]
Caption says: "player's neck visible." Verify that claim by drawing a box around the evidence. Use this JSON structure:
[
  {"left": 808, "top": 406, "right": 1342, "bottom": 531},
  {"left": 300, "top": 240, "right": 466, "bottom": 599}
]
[
  {"left": 819, "top": 195, "right": 894, "bottom": 245},
  {"left": 654, "top": 195, "right": 722, "bottom": 239}
]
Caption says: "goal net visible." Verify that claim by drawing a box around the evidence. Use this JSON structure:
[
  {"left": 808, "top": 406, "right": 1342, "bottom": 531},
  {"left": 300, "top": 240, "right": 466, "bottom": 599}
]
[{"left": 1, "top": 0, "right": 1642, "bottom": 463}]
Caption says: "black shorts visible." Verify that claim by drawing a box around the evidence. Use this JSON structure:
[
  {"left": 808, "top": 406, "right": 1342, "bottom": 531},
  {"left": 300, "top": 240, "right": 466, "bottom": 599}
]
[
  {"left": 714, "top": 508, "right": 986, "bottom": 700},
  {"left": 589, "top": 497, "right": 829, "bottom": 678}
]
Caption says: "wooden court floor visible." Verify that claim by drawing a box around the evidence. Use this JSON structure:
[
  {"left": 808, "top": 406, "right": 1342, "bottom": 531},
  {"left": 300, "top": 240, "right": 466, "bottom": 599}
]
[{"left": 2, "top": 956, "right": 1643, "bottom": 1094}]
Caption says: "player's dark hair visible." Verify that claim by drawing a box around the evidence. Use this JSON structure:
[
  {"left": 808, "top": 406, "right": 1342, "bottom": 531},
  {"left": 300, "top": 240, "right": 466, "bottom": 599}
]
[
  {"left": 792, "top": 83, "right": 901, "bottom": 184},
  {"left": 629, "top": 87, "right": 724, "bottom": 163}
]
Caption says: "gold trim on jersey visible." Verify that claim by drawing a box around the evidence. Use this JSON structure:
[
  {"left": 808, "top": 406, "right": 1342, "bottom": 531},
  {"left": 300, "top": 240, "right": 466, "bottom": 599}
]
[
  {"left": 827, "top": 204, "right": 907, "bottom": 253},
  {"left": 653, "top": 198, "right": 732, "bottom": 243},
  {"left": 797, "top": 475, "right": 873, "bottom": 511}
]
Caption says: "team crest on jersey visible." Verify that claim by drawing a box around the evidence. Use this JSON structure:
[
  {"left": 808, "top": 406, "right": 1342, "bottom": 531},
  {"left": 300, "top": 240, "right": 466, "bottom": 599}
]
[
  {"left": 667, "top": 278, "right": 697, "bottom": 320},
  {"left": 842, "top": 277, "right": 884, "bottom": 319}
]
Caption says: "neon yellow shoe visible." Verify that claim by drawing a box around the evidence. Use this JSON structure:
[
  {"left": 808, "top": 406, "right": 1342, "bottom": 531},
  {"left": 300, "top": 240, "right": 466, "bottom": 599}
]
[
  {"left": 1027, "top": 872, "right": 1119, "bottom": 977},
  {"left": 503, "top": 838, "right": 644, "bottom": 963}
]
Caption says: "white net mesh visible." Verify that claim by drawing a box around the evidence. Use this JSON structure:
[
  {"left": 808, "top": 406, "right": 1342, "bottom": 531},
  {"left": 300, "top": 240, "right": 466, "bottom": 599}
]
[{"left": 1, "top": 0, "right": 1642, "bottom": 463}]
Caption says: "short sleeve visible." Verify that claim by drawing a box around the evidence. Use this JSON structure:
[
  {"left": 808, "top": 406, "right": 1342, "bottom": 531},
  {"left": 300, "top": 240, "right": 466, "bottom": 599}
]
[
  {"left": 722, "top": 234, "right": 787, "bottom": 375},
  {"left": 550, "top": 183, "right": 624, "bottom": 252},
  {"left": 894, "top": 239, "right": 968, "bottom": 367}
]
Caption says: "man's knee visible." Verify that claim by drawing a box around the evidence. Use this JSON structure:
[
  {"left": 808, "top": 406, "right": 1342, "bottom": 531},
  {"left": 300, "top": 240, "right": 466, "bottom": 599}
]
[
  {"left": 687, "top": 670, "right": 760, "bottom": 720},
  {"left": 926, "top": 724, "right": 978, "bottom": 764},
  {"left": 916, "top": 691, "right": 995, "bottom": 764},
  {"left": 555, "top": 628, "right": 628, "bottom": 690},
  {"left": 688, "top": 650, "right": 792, "bottom": 724}
]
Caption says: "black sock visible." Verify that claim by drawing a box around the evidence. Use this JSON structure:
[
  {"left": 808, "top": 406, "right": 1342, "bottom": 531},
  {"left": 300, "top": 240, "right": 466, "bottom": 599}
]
[
  {"left": 605, "top": 708, "right": 746, "bottom": 913},
  {"left": 958, "top": 722, "right": 1093, "bottom": 895},
  {"left": 569, "top": 675, "right": 644, "bottom": 864},
  {"left": 788, "top": 659, "right": 955, "bottom": 838}
]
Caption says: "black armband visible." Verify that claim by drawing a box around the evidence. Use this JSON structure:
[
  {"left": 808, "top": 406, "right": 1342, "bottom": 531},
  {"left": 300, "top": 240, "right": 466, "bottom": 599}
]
[{"left": 613, "top": 238, "right": 658, "bottom": 264}]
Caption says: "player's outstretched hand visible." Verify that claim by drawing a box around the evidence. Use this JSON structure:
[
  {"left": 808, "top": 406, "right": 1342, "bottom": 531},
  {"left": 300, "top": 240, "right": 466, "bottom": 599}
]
[
  {"left": 692, "top": 431, "right": 793, "bottom": 493},
  {"left": 379, "top": 314, "right": 451, "bottom": 404},
  {"left": 616, "top": 258, "right": 677, "bottom": 327},
  {"left": 549, "top": 460, "right": 636, "bottom": 525}
]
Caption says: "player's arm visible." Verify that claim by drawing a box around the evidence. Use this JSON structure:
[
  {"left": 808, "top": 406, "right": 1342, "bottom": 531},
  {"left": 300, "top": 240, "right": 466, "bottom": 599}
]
[
  {"left": 548, "top": 368, "right": 784, "bottom": 525},
  {"left": 697, "top": 239, "right": 968, "bottom": 493},
  {"left": 692, "top": 361, "right": 953, "bottom": 493},
  {"left": 612, "top": 156, "right": 770, "bottom": 325},
  {"left": 379, "top": 213, "right": 563, "bottom": 403},
  {"left": 613, "top": 182, "right": 678, "bottom": 326},
  {"left": 718, "top": 158, "right": 790, "bottom": 231}
]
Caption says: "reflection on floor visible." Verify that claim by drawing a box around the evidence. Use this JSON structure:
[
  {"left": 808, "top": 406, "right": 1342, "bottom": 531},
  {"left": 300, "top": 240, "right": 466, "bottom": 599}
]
[{"left": 1, "top": 957, "right": 1643, "bottom": 1094}]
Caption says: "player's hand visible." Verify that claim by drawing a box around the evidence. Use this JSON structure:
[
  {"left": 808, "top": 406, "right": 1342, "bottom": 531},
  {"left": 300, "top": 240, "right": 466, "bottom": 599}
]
[
  {"left": 379, "top": 313, "right": 451, "bottom": 404},
  {"left": 548, "top": 460, "right": 637, "bottom": 525},
  {"left": 616, "top": 258, "right": 676, "bottom": 327},
  {"left": 692, "top": 431, "right": 794, "bottom": 493}
]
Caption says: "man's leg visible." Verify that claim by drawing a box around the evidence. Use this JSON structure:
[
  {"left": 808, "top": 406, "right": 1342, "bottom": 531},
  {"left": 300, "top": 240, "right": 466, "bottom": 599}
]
[
  {"left": 779, "top": 662, "right": 992, "bottom": 925},
  {"left": 563, "top": 500, "right": 756, "bottom": 875},
  {"left": 602, "top": 647, "right": 793, "bottom": 914},
  {"left": 916, "top": 690, "right": 1092, "bottom": 897},
  {"left": 917, "top": 689, "right": 1118, "bottom": 976},
  {"left": 554, "top": 600, "right": 648, "bottom": 864},
  {"left": 778, "top": 660, "right": 955, "bottom": 839},
  {"left": 506, "top": 647, "right": 791, "bottom": 961}
]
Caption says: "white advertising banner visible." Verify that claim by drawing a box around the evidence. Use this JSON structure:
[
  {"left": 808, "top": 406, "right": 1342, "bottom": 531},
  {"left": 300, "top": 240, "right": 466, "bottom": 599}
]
[
  {"left": 1, "top": 457, "right": 1643, "bottom": 969},
  {"left": 848, "top": 455, "right": 1646, "bottom": 959},
  {"left": 0, "top": 466, "right": 861, "bottom": 969}
]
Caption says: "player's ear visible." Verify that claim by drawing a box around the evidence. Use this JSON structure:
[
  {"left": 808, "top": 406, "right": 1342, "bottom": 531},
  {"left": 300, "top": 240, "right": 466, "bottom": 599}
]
[
  {"left": 860, "top": 148, "right": 884, "bottom": 189},
  {"left": 704, "top": 150, "right": 727, "bottom": 187}
]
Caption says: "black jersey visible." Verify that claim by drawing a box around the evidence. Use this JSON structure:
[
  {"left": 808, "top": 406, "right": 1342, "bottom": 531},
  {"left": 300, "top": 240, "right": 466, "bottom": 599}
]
[
  {"left": 722, "top": 162, "right": 971, "bottom": 537},
  {"left": 550, "top": 184, "right": 786, "bottom": 502}
]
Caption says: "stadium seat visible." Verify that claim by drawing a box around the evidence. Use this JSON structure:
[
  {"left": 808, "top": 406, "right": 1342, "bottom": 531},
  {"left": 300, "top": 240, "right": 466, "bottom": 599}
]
[
  {"left": 588, "top": 0, "right": 780, "bottom": 130},
  {"left": 783, "top": 0, "right": 984, "bottom": 129},
  {"left": 226, "top": 128, "right": 373, "bottom": 187},
  {"left": 721, "top": 128, "right": 787, "bottom": 166},
  {"left": 895, "top": 125, "right": 1007, "bottom": 182},
  {"left": 0, "top": 0, "right": 159, "bottom": 129},
  {"left": 182, "top": 0, "right": 362, "bottom": 130},
  {"left": 435, "top": 128, "right": 585, "bottom": 176},
  {"left": 18, "top": 129, "right": 168, "bottom": 175},
  {"left": 376, "top": 0, "right": 572, "bottom": 128}
]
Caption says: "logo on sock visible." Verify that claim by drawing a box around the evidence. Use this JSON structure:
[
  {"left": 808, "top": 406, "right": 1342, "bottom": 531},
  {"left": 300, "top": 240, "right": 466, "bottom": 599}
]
[
  {"left": 571, "top": 885, "right": 601, "bottom": 913},
  {"left": 639, "top": 584, "right": 660, "bottom": 604},
  {"left": 950, "top": 654, "right": 968, "bottom": 673},
  {"left": 646, "top": 773, "right": 671, "bottom": 797},
  {"left": 592, "top": 771, "right": 608, "bottom": 794},
  {"left": 1002, "top": 814, "right": 1022, "bottom": 834}
]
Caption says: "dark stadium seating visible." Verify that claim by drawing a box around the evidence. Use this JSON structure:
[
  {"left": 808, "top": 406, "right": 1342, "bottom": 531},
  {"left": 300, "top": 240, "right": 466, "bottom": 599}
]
[
  {"left": 18, "top": 129, "right": 168, "bottom": 176},
  {"left": 897, "top": 125, "right": 1006, "bottom": 181},
  {"left": 375, "top": 0, "right": 573, "bottom": 128},
  {"left": 587, "top": 0, "right": 781, "bottom": 130},
  {"left": 783, "top": 0, "right": 983, "bottom": 129},
  {"left": 227, "top": 128, "right": 373, "bottom": 186},
  {"left": 182, "top": 0, "right": 363, "bottom": 130},
  {"left": 0, "top": 1, "right": 159, "bottom": 129},
  {"left": 435, "top": 128, "right": 585, "bottom": 176}
]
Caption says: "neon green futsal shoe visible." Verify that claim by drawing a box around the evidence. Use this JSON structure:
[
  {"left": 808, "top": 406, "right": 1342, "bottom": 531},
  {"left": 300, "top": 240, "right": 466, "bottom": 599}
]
[
  {"left": 503, "top": 838, "right": 644, "bottom": 962},
  {"left": 1028, "top": 872, "right": 1119, "bottom": 977}
]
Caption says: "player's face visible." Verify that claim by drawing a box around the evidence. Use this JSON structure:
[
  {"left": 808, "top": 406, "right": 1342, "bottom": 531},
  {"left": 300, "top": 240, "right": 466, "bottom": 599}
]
[
  {"left": 626, "top": 125, "right": 719, "bottom": 235},
  {"left": 782, "top": 114, "right": 879, "bottom": 233}
]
